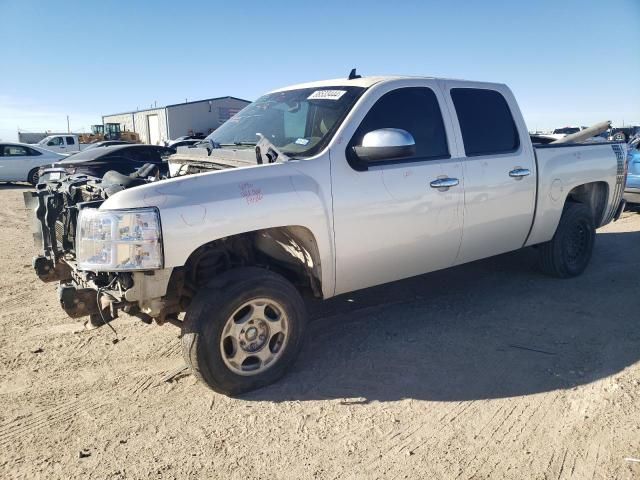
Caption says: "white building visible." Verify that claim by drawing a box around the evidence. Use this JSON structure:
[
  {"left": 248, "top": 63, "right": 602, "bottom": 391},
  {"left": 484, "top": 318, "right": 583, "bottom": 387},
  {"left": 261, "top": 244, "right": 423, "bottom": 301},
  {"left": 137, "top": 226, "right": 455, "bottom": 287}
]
[{"left": 102, "top": 96, "right": 250, "bottom": 145}]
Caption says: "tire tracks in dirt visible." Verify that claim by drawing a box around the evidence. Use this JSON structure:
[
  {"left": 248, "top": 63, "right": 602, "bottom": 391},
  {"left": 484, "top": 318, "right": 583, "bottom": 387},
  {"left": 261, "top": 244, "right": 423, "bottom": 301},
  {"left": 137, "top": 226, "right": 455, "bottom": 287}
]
[
  {"left": 358, "top": 400, "right": 479, "bottom": 476},
  {"left": 125, "top": 338, "right": 186, "bottom": 399},
  {"left": 0, "top": 291, "right": 33, "bottom": 311},
  {"left": 0, "top": 339, "right": 185, "bottom": 448},
  {"left": 0, "top": 395, "right": 108, "bottom": 447},
  {"left": 0, "top": 208, "right": 28, "bottom": 229}
]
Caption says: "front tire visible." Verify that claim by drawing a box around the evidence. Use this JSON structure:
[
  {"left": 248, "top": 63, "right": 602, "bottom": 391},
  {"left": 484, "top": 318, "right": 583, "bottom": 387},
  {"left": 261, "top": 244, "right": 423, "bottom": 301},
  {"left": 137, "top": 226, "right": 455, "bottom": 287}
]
[
  {"left": 538, "top": 202, "right": 595, "bottom": 278},
  {"left": 181, "top": 267, "right": 308, "bottom": 396}
]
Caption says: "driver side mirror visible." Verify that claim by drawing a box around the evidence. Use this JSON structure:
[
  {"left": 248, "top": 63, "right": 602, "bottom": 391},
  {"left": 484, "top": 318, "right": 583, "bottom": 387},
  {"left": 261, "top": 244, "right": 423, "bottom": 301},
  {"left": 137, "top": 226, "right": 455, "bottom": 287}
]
[{"left": 352, "top": 128, "right": 416, "bottom": 162}]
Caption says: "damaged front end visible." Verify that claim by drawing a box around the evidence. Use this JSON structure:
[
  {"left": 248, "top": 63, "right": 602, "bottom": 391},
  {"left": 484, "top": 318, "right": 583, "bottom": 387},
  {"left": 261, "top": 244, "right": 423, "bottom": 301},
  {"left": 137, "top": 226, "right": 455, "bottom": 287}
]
[
  {"left": 23, "top": 167, "right": 180, "bottom": 326},
  {"left": 24, "top": 174, "right": 103, "bottom": 284}
]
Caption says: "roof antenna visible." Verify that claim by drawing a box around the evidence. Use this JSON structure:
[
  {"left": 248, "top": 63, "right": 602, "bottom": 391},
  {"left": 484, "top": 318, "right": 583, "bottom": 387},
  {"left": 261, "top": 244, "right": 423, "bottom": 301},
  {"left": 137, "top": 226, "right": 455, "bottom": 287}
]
[{"left": 348, "top": 68, "right": 361, "bottom": 80}]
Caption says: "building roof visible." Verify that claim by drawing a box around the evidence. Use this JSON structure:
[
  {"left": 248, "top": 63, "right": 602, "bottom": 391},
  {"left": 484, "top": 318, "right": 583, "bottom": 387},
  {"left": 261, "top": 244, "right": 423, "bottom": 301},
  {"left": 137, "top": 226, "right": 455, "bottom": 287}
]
[
  {"left": 103, "top": 96, "right": 251, "bottom": 118},
  {"left": 165, "top": 96, "right": 251, "bottom": 108}
]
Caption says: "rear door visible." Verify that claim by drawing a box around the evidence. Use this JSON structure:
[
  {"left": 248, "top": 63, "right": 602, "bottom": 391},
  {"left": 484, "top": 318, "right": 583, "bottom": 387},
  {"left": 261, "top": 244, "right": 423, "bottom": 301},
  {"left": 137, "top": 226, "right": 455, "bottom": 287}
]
[
  {"left": 442, "top": 82, "right": 536, "bottom": 264},
  {"left": 331, "top": 82, "right": 465, "bottom": 295},
  {"left": 65, "top": 136, "right": 79, "bottom": 151}
]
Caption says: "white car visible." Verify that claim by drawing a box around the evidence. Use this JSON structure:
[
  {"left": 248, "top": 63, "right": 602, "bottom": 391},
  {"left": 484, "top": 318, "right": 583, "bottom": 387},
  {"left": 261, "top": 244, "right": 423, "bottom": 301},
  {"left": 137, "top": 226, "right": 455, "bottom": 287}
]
[{"left": 0, "top": 143, "right": 65, "bottom": 185}]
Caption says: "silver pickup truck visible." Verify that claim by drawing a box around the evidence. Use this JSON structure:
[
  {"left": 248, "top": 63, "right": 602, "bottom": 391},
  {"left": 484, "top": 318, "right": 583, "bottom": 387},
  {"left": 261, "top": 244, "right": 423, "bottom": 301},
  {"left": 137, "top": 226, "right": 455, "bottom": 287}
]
[{"left": 25, "top": 74, "right": 627, "bottom": 395}]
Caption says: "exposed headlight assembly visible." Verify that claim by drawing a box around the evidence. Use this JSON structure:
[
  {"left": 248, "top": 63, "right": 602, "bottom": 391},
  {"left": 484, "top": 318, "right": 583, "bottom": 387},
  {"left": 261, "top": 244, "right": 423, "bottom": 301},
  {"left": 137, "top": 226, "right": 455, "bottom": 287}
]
[{"left": 76, "top": 208, "right": 163, "bottom": 271}]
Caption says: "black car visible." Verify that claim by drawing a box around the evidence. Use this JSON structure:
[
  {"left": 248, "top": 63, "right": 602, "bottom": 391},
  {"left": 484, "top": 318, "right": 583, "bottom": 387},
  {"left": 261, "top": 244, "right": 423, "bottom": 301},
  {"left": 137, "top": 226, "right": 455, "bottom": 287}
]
[
  {"left": 80, "top": 140, "right": 132, "bottom": 151},
  {"left": 40, "top": 144, "right": 175, "bottom": 180}
]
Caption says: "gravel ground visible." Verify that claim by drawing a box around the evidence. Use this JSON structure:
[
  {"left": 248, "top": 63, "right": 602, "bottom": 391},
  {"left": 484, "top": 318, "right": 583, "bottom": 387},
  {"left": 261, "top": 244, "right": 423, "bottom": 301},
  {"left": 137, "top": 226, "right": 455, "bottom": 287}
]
[{"left": 0, "top": 184, "right": 639, "bottom": 479}]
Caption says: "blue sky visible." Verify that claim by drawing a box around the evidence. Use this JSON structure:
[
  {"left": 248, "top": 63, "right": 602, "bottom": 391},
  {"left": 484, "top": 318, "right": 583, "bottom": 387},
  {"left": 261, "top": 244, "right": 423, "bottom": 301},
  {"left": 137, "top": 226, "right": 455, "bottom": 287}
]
[{"left": 0, "top": 0, "right": 638, "bottom": 141}]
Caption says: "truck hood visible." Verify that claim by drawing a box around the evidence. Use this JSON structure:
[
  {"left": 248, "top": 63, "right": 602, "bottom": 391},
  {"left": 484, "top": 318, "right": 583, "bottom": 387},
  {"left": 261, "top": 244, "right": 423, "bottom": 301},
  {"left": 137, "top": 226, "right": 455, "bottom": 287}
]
[{"left": 101, "top": 158, "right": 298, "bottom": 212}]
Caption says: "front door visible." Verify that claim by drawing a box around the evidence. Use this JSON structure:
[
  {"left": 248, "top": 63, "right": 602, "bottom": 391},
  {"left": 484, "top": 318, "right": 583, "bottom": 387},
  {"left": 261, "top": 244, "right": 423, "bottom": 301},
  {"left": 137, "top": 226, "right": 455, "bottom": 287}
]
[
  {"left": 331, "top": 83, "right": 464, "bottom": 295},
  {"left": 45, "top": 136, "right": 66, "bottom": 153}
]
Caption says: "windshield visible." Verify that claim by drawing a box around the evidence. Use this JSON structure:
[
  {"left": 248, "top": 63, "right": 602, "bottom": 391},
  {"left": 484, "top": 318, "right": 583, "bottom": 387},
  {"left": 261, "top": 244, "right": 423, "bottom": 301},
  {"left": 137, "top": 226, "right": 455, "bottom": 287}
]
[
  {"left": 205, "top": 86, "right": 365, "bottom": 157},
  {"left": 37, "top": 136, "right": 53, "bottom": 145},
  {"left": 553, "top": 127, "right": 580, "bottom": 135}
]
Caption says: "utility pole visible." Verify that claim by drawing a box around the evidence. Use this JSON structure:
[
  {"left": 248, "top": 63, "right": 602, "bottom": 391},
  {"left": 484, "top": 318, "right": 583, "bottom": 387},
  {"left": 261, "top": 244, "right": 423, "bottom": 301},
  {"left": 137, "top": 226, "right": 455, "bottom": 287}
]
[{"left": 67, "top": 115, "right": 70, "bottom": 133}]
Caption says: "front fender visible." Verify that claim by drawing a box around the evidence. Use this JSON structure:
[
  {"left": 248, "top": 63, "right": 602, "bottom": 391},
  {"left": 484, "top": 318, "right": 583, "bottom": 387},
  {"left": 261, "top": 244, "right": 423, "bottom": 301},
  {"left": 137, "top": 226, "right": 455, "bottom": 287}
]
[{"left": 101, "top": 160, "right": 336, "bottom": 297}]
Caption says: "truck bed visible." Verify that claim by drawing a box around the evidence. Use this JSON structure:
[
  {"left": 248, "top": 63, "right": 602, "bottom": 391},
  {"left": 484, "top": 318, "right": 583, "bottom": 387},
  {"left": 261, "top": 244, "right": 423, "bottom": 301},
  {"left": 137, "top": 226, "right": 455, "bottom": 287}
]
[{"left": 525, "top": 141, "right": 626, "bottom": 246}]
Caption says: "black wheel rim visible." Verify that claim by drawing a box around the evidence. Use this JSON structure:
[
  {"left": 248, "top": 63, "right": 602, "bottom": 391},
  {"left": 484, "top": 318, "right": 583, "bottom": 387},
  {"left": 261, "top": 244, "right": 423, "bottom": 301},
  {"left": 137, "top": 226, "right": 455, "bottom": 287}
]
[{"left": 566, "top": 221, "right": 589, "bottom": 264}]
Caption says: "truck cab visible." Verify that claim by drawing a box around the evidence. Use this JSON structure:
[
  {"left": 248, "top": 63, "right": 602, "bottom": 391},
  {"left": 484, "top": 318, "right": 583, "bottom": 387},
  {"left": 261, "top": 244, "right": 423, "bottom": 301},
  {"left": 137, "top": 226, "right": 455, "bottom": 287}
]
[{"left": 34, "top": 134, "right": 81, "bottom": 154}]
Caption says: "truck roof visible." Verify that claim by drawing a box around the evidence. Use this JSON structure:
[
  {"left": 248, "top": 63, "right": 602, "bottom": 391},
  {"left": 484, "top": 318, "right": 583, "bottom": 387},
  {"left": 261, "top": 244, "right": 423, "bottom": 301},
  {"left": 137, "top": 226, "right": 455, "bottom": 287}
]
[{"left": 269, "top": 75, "right": 506, "bottom": 93}]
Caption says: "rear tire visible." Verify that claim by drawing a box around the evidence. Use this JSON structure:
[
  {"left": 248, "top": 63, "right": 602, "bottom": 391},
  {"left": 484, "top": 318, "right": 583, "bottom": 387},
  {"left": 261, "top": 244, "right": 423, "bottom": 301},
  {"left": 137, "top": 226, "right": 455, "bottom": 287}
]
[
  {"left": 181, "top": 267, "right": 308, "bottom": 396},
  {"left": 538, "top": 202, "right": 595, "bottom": 278},
  {"left": 27, "top": 168, "right": 40, "bottom": 186}
]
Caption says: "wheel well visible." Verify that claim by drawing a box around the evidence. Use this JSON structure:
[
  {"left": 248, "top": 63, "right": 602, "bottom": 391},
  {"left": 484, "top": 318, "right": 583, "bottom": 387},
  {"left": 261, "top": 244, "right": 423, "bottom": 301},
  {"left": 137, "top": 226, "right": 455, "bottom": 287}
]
[
  {"left": 565, "top": 182, "right": 608, "bottom": 226},
  {"left": 178, "top": 226, "right": 323, "bottom": 302},
  {"left": 27, "top": 167, "right": 39, "bottom": 181}
]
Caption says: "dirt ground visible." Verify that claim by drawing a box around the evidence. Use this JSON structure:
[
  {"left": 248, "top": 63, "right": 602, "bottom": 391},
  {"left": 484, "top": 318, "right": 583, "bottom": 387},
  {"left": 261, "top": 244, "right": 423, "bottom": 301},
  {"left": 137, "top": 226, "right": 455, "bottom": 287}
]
[{"left": 0, "top": 184, "right": 639, "bottom": 480}]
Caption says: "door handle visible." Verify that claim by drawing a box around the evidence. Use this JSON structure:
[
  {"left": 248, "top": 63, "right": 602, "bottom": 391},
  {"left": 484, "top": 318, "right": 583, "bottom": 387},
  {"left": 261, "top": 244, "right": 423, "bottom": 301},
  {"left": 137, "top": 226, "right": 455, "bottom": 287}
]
[
  {"left": 430, "top": 177, "right": 459, "bottom": 189},
  {"left": 509, "top": 168, "right": 530, "bottom": 178}
]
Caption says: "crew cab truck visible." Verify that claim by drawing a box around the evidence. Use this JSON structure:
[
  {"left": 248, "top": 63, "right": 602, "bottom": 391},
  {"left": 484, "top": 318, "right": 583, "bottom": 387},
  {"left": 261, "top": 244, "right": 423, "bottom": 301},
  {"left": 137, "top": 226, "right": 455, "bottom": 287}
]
[
  {"left": 32, "top": 134, "right": 82, "bottom": 154},
  {"left": 25, "top": 75, "right": 627, "bottom": 396}
]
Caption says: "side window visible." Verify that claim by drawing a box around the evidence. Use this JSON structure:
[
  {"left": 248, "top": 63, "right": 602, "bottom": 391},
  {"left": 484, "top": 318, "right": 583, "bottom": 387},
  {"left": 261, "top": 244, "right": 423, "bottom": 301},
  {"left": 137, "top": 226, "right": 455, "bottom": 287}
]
[
  {"left": 126, "top": 149, "right": 155, "bottom": 162},
  {"left": 350, "top": 87, "right": 449, "bottom": 162},
  {"left": 3, "top": 145, "right": 29, "bottom": 156},
  {"left": 47, "top": 137, "right": 63, "bottom": 146},
  {"left": 26, "top": 147, "right": 42, "bottom": 156},
  {"left": 140, "top": 150, "right": 157, "bottom": 161},
  {"left": 66, "top": 136, "right": 75, "bottom": 145},
  {"left": 450, "top": 88, "right": 520, "bottom": 156}
]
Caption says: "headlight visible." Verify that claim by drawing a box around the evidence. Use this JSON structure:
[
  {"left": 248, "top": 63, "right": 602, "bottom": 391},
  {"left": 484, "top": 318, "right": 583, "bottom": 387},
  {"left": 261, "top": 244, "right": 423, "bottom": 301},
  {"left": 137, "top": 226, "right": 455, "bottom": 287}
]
[{"left": 76, "top": 208, "right": 163, "bottom": 271}]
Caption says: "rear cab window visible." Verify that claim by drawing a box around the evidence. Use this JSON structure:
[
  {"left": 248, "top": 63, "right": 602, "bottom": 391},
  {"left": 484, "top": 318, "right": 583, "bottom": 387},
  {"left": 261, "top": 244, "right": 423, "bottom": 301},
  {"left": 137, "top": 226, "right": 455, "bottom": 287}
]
[
  {"left": 450, "top": 88, "right": 520, "bottom": 156},
  {"left": 66, "top": 136, "right": 76, "bottom": 145},
  {"left": 348, "top": 87, "right": 449, "bottom": 168}
]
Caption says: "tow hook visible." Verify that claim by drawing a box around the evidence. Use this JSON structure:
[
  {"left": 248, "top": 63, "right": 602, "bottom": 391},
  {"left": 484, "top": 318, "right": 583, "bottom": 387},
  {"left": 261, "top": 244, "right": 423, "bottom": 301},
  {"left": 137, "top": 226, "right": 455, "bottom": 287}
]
[
  {"left": 33, "top": 255, "right": 72, "bottom": 283},
  {"left": 58, "top": 284, "right": 100, "bottom": 318}
]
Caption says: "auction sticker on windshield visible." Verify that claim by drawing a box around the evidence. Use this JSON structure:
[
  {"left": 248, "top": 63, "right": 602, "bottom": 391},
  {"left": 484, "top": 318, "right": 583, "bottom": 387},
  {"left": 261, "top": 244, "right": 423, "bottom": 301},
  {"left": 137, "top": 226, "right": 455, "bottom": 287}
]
[{"left": 307, "top": 90, "right": 347, "bottom": 100}]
